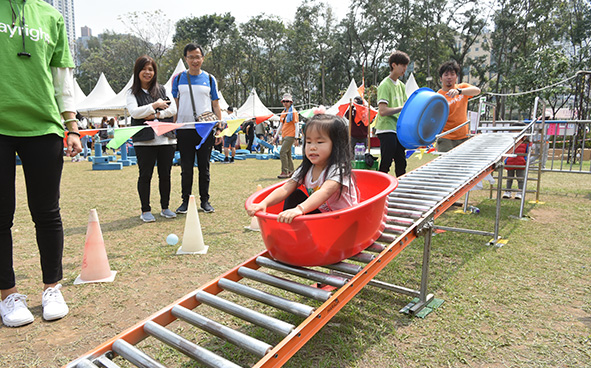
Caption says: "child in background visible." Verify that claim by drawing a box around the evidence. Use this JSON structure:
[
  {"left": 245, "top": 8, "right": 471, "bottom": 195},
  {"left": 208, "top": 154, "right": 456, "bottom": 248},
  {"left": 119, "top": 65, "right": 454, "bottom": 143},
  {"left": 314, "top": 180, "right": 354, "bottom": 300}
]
[
  {"left": 503, "top": 137, "right": 529, "bottom": 199},
  {"left": 247, "top": 114, "right": 358, "bottom": 224}
]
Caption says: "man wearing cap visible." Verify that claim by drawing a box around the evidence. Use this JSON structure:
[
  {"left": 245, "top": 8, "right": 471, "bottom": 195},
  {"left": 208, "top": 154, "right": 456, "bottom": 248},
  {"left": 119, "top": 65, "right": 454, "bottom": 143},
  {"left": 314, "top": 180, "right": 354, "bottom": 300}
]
[{"left": 275, "top": 94, "right": 299, "bottom": 178}]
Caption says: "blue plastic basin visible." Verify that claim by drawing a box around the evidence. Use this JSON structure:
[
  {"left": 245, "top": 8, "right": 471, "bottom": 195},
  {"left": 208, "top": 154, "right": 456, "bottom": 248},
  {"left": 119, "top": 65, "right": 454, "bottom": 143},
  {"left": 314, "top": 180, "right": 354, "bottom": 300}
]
[{"left": 396, "top": 87, "right": 449, "bottom": 149}]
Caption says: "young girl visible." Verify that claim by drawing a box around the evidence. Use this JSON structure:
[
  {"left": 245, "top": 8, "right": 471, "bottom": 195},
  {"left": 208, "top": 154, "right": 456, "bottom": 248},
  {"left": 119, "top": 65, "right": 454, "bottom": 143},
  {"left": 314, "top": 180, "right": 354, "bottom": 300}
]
[{"left": 247, "top": 114, "right": 358, "bottom": 223}]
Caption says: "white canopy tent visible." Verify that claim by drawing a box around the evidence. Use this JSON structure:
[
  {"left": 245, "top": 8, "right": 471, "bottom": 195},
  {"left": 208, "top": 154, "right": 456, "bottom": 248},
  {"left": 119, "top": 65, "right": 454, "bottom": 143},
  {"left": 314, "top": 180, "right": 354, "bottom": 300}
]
[
  {"left": 77, "top": 73, "right": 117, "bottom": 116},
  {"left": 83, "top": 76, "right": 133, "bottom": 119},
  {"left": 326, "top": 79, "right": 360, "bottom": 115},
  {"left": 405, "top": 72, "right": 420, "bottom": 96},
  {"left": 164, "top": 59, "right": 186, "bottom": 96},
  {"left": 73, "top": 78, "right": 87, "bottom": 106},
  {"left": 237, "top": 88, "right": 277, "bottom": 121},
  {"left": 218, "top": 91, "right": 229, "bottom": 111}
]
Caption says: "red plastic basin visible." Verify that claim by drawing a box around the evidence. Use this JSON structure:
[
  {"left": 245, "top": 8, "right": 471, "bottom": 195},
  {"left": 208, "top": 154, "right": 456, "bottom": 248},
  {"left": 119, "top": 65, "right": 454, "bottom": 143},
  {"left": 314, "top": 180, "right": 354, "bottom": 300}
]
[{"left": 245, "top": 170, "right": 398, "bottom": 266}]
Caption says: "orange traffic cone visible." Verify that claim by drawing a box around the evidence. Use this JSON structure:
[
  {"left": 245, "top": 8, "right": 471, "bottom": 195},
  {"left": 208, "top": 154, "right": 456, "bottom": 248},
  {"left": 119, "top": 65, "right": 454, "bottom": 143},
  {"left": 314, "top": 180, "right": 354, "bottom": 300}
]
[
  {"left": 245, "top": 184, "right": 263, "bottom": 231},
  {"left": 74, "top": 209, "right": 117, "bottom": 284},
  {"left": 177, "top": 195, "right": 209, "bottom": 255}
]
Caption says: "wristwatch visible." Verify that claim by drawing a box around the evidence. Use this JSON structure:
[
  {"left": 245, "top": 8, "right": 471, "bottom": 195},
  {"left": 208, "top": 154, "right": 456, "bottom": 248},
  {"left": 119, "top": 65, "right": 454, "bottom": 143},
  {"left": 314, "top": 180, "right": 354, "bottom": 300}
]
[{"left": 457, "top": 88, "right": 462, "bottom": 95}]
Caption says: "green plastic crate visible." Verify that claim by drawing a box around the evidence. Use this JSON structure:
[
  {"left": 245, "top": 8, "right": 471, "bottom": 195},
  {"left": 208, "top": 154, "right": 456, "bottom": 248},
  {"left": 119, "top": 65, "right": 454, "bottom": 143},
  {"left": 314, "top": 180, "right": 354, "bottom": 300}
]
[{"left": 352, "top": 159, "right": 378, "bottom": 170}]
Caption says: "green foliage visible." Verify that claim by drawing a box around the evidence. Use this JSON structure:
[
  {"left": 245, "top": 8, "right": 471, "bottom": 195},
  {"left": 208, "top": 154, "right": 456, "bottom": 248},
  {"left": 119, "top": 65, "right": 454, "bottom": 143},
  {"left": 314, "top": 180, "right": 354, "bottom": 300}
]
[{"left": 74, "top": 0, "right": 589, "bottom": 118}]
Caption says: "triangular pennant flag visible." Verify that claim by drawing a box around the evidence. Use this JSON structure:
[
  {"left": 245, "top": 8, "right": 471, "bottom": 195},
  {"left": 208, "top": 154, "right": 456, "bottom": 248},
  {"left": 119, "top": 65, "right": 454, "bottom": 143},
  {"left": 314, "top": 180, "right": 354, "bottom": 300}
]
[
  {"left": 219, "top": 118, "right": 245, "bottom": 137},
  {"left": 255, "top": 114, "right": 274, "bottom": 124},
  {"left": 146, "top": 121, "right": 178, "bottom": 136},
  {"left": 414, "top": 147, "right": 426, "bottom": 160},
  {"left": 357, "top": 82, "right": 365, "bottom": 98},
  {"left": 354, "top": 104, "right": 378, "bottom": 126},
  {"left": 106, "top": 126, "right": 145, "bottom": 149},
  {"left": 405, "top": 149, "right": 416, "bottom": 158},
  {"left": 194, "top": 121, "right": 218, "bottom": 150},
  {"left": 78, "top": 129, "right": 99, "bottom": 137},
  {"left": 337, "top": 103, "right": 349, "bottom": 117},
  {"left": 299, "top": 109, "right": 315, "bottom": 118}
]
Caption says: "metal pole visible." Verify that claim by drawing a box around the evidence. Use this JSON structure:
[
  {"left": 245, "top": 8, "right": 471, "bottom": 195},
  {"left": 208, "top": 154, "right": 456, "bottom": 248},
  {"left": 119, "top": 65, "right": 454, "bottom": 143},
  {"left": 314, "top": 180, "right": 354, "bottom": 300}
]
[
  {"left": 493, "top": 163, "right": 504, "bottom": 244},
  {"left": 409, "top": 222, "right": 434, "bottom": 315}
]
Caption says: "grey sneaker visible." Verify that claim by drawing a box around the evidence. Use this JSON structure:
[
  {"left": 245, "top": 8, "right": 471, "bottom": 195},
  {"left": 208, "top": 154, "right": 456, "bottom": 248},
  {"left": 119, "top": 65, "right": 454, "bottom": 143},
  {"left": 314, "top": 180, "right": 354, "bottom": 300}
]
[
  {"left": 42, "top": 284, "right": 68, "bottom": 321},
  {"left": 160, "top": 209, "right": 177, "bottom": 219},
  {"left": 0, "top": 293, "right": 34, "bottom": 327},
  {"left": 502, "top": 191, "right": 512, "bottom": 199},
  {"left": 140, "top": 212, "right": 156, "bottom": 222}
]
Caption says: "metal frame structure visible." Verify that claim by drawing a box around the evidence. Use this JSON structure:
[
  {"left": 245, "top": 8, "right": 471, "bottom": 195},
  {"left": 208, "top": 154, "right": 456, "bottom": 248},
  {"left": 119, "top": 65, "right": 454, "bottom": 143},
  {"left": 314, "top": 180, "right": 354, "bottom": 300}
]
[{"left": 66, "top": 132, "right": 524, "bottom": 368}]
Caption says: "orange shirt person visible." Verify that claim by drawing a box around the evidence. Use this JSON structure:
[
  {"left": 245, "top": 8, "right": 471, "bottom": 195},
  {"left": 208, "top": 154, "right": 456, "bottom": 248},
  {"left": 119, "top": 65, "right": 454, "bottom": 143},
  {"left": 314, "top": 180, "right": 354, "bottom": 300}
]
[{"left": 436, "top": 61, "right": 481, "bottom": 152}]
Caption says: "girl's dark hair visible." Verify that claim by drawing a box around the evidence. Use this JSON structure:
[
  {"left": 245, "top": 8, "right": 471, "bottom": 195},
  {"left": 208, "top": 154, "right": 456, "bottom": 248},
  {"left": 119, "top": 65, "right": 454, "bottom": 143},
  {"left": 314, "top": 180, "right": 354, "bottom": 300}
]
[
  {"left": 131, "top": 55, "right": 159, "bottom": 98},
  {"left": 293, "top": 114, "right": 354, "bottom": 199}
]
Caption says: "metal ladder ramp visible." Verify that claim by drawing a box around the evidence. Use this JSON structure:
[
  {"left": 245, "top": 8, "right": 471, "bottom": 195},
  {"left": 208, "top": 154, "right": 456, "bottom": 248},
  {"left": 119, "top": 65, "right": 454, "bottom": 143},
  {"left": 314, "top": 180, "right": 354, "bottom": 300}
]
[{"left": 66, "top": 132, "right": 520, "bottom": 368}]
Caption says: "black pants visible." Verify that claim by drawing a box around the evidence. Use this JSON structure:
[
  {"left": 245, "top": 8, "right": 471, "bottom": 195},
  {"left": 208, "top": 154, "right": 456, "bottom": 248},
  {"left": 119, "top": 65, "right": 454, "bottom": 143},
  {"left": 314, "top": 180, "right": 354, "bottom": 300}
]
[
  {"left": 176, "top": 129, "right": 214, "bottom": 205},
  {"left": 377, "top": 132, "right": 407, "bottom": 177},
  {"left": 0, "top": 134, "right": 64, "bottom": 289},
  {"left": 134, "top": 145, "right": 175, "bottom": 213}
]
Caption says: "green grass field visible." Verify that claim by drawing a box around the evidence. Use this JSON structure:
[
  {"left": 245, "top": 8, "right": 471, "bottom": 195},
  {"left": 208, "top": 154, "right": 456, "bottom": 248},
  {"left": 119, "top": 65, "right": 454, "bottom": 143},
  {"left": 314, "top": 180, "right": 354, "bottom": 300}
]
[{"left": 1, "top": 153, "right": 590, "bottom": 368}]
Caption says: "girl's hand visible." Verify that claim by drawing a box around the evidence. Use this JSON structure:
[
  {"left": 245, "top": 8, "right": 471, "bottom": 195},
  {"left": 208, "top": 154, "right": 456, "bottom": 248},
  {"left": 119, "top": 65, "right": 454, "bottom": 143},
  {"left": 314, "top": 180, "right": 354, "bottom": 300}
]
[
  {"left": 277, "top": 207, "right": 304, "bottom": 224},
  {"left": 247, "top": 203, "right": 266, "bottom": 217}
]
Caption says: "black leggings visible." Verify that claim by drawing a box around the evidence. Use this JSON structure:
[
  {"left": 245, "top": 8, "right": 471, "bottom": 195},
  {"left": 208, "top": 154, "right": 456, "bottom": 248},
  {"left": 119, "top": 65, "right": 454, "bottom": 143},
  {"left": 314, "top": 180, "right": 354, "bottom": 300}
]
[
  {"left": 0, "top": 134, "right": 64, "bottom": 289},
  {"left": 134, "top": 145, "right": 175, "bottom": 212}
]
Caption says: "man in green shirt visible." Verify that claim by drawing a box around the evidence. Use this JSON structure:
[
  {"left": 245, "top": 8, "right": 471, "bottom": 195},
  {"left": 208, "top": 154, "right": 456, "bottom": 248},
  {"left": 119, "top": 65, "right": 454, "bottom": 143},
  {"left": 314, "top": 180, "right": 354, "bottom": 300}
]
[{"left": 375, "top": 51, "right": 410, "bottom": 177}]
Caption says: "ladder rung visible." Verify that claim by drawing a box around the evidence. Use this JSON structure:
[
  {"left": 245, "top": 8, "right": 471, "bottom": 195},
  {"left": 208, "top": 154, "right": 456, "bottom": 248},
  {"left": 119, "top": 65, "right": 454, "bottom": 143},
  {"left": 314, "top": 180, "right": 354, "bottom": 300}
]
[
  {"left": 387, "top": 208, "right": 424, "bottom": 218},
  {"left": 384, "top": 224, "right": 408, "bottom": 235},
  {"left": 386, "top": 216, "right": 414, "bottom": 226},
  {"left": 218, "top": 278, "right": 315, "bottom": 318},
  {"left": 238, "top": 267, "right": 332, "bottom": 301},
  {"left": 112, "top": 339, "right": 166, "bottom": 368},
  {"left": 172, "top": 305, "right": 272, "bottom": 358},
  {"left": 256, "top": 256, "right": 347, "bottom": 287},
  {"left": 143, "top": 321, "right": 242, "bottom": 368},
  {"left": 348, "top": 252, "right": 375, "bottom": 263},
  {"left": 196, "top": 291, "right": 295, "bottom": 337},
  {"left": 94, "top": 355, "right": 122, "bottom": 368},
  {"left": 365, "top": 243, "right": 386, "bottom": 253},
  {"left": 321, "top": 261, "right": 363, "bottom": 274},
  {"left": 74, "top": 359, "right": 101, "bottom": 368}
]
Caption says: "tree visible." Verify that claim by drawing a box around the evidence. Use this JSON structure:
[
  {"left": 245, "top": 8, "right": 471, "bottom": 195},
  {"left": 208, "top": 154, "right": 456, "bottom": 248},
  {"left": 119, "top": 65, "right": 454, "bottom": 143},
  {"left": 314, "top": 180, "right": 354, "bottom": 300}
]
[
  {"left": 76, "top": 32, "right": 146, "bottom": 94},
  {"left": 118, "top": 10, "right": 174, "bottom": 63}
]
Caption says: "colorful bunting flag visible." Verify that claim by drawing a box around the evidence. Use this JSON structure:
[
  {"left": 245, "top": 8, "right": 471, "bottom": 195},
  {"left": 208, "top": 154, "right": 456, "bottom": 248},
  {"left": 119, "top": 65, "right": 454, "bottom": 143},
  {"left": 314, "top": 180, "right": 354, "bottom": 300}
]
[
  {"left": 146, "top": 121, "right": 178, "bottom": 136},
  {"left": 219, "top": 118, "right": 245, "bottom": 137},
  {"left": 255, "top": 114, "right": 274, "bottom": 124},
  {"left": 107, "top": 126, "right": 145, "bottom": 149},
  {"left": 194, "top": 121, "right": 219, "bottom": 149}
]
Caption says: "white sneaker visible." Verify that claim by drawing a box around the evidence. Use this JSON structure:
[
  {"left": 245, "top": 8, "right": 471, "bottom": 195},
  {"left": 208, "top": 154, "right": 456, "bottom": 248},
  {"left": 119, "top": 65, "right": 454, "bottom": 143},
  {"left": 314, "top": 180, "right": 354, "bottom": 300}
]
[
  {"left": 502, "top": 191, "right": 512, "bottom": 199},
  {"left": 42, "top": 284, "right": 69, "bottom": 321},
  {"left": 515, "top": 192, "right": 522, "bottom": 200},
  {"left": 0, "top": 293, "right": 34, "bottom": 327}
]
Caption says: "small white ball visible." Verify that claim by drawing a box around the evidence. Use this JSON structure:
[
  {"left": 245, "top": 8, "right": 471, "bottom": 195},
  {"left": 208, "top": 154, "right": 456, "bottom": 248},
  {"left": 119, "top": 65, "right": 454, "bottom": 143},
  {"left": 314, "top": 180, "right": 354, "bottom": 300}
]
[{"left": 166, "top": 233, "right": 179, "bottom": 245}]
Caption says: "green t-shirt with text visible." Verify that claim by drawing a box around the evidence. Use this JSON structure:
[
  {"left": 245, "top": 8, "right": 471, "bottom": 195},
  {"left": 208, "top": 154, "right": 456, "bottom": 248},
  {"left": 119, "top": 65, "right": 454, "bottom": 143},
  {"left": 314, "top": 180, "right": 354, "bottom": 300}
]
[{"left": 0, "top": 0, "right": 75, "bottom": 137}]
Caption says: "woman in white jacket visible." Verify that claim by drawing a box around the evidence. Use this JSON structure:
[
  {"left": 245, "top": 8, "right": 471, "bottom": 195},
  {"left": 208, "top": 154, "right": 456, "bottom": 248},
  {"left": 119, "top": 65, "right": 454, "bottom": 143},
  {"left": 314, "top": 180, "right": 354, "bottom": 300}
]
[{"left": 126, "top": 55, "right": 177, "bottom": 223}]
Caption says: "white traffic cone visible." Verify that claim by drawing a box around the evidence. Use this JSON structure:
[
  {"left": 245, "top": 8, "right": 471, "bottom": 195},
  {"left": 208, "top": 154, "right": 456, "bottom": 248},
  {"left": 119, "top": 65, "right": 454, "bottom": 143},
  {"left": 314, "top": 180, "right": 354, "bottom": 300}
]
[{"left": 177, "top": 195, "right": 209, "bottom": 255}]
